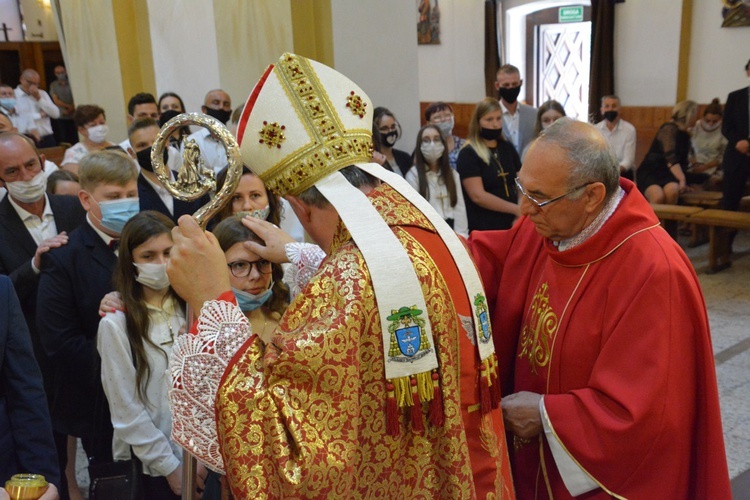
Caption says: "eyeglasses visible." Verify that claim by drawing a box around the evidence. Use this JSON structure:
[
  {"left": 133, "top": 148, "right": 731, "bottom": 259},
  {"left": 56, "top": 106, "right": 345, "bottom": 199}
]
[
  {"left": 227, "top": 259, "right": 272, "bottom": 278},
  {"left": 514, "top": 177, "right": 594, "bottom": 209}
]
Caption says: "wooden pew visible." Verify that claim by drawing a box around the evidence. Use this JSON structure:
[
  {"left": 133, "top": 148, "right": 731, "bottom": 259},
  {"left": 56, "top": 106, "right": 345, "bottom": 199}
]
[
  {"left": 687, "top": 209, "right": 750, "bottom": 273},
  {"left": 650, "top": 204, "right": 704, "bottom": 239}
]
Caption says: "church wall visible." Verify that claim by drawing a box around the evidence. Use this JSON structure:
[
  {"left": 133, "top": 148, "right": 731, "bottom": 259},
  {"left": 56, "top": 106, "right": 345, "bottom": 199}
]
[
  {"left": 330, "top": 0, "right": 421, "bottom": 152},
  {"left": 687, "top": 0, "right": 749, "bottom": 103}
]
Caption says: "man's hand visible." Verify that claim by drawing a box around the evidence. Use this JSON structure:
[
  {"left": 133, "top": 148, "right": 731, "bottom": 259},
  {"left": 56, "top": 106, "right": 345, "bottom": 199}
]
[
  {"left": 736, "top": 139, "right": 750, "bottom": 156},
  {"left": 501, "top": 391, "right": 543, "bottom": 439},
  {"left": 28, "top": 129, "right": 41, "bottom": 143},
  {"left": 29, "top": 84, "right": 41, "bottom": 100},
  {"left": 34, "top": 232, "right": 69, "bottom": 269},
  {"left": 98, "top": 291, "right": 124, "bottom": 317},
  {"left": 241, "top": 216, "right": 295, "bottom": 264},
  {"left": 168, "top": 215, "right": 230, "bottom": 313}
]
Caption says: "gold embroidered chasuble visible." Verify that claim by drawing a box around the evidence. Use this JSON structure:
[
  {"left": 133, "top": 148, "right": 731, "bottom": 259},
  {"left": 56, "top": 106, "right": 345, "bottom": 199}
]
[{"left": 215, "top": 184, "right": 514, "bottom": 499}]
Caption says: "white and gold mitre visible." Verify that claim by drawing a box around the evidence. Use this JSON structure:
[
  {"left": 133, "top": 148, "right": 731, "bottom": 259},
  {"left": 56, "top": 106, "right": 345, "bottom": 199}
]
[{"left": 235, "top": 52, "right": 373, "bottom": 196}]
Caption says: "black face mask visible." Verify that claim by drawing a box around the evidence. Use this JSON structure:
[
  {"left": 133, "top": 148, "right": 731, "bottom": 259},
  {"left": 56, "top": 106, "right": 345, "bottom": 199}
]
[
  {"left": 204, "top": 107, "right": 231, "bottom": 124},
  {"left": 381, "top": 130, "right": 399, "bottom": 147},
  {"left": 136, "top": 146, "right": 168, "bottom": 173},
  {"left": 498, "top": 86, "right": 521, "bottom": 104},
  {"left": 603, "top": 110, "right": 619, "bottom": 122},
  {"left": 479, "top": 127, "right": 503, "bottom": 141},
  {"left": 159, "top": 109, "right": 181, "bottom": 127}
]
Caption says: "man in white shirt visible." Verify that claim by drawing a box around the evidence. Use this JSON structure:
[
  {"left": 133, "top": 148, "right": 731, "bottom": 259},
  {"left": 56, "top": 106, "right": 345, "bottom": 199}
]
[
  {"left": 14, "top": 69, "right": 60, "bottom": 148},
  {"left": 183, "top": 89, "right": 232, "bottom": 175},
  {"left": 495, "top": 64, "right": 537, "bottom": 155},
  {"left": 595, "top": 95, "right": 637, "bottom": 180}
]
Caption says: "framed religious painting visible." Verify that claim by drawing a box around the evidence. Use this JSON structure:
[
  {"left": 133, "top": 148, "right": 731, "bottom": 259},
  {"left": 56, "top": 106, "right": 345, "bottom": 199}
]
[
  {"left": 417, "top": 0, "right": 441, "bottom": 44},
  {"left": 722, "top": 0, "right": 750, "bottom": 27}
]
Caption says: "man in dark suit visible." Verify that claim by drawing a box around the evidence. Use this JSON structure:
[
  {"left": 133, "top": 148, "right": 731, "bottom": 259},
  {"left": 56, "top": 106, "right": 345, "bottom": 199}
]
[
  {"left": 0, "top": 133, "right": 85, "bottom": 377},
  {"left": 0, "top": 276, "right": 60, "bottom": 492},
  {"left": 37, "top": 150, "right": 139, "bottom": 491},
  {"left": 721, "top": 58, "right": 750, "bottom": 212},
  {"left": 126, "top": 117, "right": 209, "bottom": 223}
]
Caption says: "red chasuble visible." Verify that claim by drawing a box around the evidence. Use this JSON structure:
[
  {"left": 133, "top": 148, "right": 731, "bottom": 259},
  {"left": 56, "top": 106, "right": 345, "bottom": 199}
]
[
  {"left": 214, "top": 184, "right": 514, "bottom": 498},
  {"left": 469, "top": 180, "right": 731, "bottom": 499}
]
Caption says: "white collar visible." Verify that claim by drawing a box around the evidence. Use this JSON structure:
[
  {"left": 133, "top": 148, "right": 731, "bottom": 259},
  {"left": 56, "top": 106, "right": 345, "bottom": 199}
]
[{"left": 7, "top": 193, "right": 53, "bottom": 222}]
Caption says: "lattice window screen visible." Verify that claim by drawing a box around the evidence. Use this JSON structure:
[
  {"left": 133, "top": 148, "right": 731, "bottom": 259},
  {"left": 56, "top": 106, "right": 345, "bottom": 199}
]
[{"left": 537, "top": 21, "right": 591, "bottom": 121}]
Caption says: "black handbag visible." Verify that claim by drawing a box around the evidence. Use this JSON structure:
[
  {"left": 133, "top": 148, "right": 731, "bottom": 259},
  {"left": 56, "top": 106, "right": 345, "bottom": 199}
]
[
  {"left": 88, "top": 454, "right": 142, "bottom": 500},
  {"left": 88, "top": 342, "right": 143, "bottom": 500}
]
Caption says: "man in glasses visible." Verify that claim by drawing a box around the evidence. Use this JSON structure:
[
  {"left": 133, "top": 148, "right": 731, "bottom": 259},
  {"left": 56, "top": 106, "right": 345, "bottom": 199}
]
[{"left": 469, "top": 118, "right": 730, "bottom": 498}]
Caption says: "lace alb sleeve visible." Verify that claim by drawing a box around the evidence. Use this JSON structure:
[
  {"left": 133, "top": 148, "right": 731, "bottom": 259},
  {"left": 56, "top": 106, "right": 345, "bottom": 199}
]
[
  {"left": 283, "top": 242, "right": 326, "bottom": 300},
  {"left": 168, "top": 300, "right": 253, "bottom": 473}
]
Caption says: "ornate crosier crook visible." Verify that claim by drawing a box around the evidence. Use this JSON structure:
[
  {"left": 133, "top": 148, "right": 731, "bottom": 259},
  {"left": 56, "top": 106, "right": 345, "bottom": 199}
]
[
  {"left": 151, "top": 112, "right": 243, "bottom": 228},
  {"left": 150, "top": 113, "right": 242, "bottom": 500}
]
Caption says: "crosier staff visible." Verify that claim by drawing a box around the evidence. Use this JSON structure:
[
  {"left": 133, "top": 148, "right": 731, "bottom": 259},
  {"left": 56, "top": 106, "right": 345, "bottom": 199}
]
[{"left": 151, "top": 113, "right": 242, "bottom": 500}]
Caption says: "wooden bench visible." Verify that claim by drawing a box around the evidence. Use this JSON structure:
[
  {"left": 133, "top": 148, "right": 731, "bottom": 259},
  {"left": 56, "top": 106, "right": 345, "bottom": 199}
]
[
  {"left": 678, "top": 192, "right": 724, "bottom": 246},
  {"left": 687, "top": 209, "right": 750, "bottom": 273},
  {"left": 650, "top": 204, "right": 704, "bottom": 239},
  {"left": 39, "top": 144, "right": 69, "bottom": 167}
]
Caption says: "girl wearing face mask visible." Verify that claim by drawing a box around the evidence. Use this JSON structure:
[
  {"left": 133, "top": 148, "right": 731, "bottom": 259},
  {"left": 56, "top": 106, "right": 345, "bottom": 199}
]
[
  {"left": 425, "top": 102, "right": 466, "bottom": 170},
  {"left": 406, "top": 124, "right": 468, "bottom": 237},
  {"left": 97, "top": 211, "right": 191, "bottom": 499},
  {"left": 457, "top": 97, "right": 521, "bottom": 231},
  {"left": 213, "top": 216, "right": 290, "bottom": 345},
  {"left": 373, "top": 107, "right": 412, "bottom": 177},
  {"left": 521, "top": 100, "right": 566, "bottom": 161},
  {"left": 687, "top": 98, "right": 727, "bottom": 188},
  {"left": 61, "top": 105, "right": 113, "bottom": 175}
]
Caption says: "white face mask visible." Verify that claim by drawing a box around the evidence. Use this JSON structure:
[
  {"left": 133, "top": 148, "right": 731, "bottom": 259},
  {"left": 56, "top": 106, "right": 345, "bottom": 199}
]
[
  {"left": 134, "top": 262, "right": 170, "bottom": 290},
  {"left": 87, "top": 124, "right": 109, "bottom": 144},
  {"left": 701, "top": 120, "right": 721, "bottom": 132},
  {"left": 420, "top": 141, "right": 445, "bottom": 164},
  {"left": 435, "top": 117, "right": 454, "bottom": 138},
  {"left": 5, "top": 170, "right": 46, "bottom": 203}
]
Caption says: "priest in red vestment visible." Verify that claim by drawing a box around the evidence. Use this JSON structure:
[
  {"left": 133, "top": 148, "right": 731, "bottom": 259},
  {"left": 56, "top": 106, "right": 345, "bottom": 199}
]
[
  {"left": 167, "top": 53, "right": 514, "bottom": 498},
  {"left": 469, "top": 118, "right": 731, "bottom": 499}
]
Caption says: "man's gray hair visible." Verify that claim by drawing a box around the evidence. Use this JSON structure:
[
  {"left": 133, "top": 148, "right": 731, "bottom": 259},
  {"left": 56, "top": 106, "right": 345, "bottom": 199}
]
[
  {"left": 297, "top": 165, "right": 379, "bottom": 208},
  {"left": 536, "top": 118, "right": 620, "bottom": 200}
]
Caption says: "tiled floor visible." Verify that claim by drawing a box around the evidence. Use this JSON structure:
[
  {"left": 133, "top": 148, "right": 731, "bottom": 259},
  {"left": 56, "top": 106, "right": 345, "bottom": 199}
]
[
  {"left": 682, "top": 231, "right": 750, "bottom": 497},
  {"left": 71, "top": 230, "right": 750, "bottom": 498}
]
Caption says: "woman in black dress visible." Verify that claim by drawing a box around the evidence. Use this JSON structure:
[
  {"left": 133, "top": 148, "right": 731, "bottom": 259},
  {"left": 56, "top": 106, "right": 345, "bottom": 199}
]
[
  {"left": 637, "top": 100, "right": 697, "bottom": 204},
  {"left": 457, "top": 97, "right": 521, "bottom": 231}
]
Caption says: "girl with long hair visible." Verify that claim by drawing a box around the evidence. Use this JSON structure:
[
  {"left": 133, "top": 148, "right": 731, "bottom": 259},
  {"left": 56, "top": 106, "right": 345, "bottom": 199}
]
[
  {"left": 456, "top": 97, "right": 521, "bottom": 231},
  {"left": 97, "top": 211, "right": 191, "bottom": 499},
  {"left": 405, "top": 124, "right": 468, "bottom": 237}
]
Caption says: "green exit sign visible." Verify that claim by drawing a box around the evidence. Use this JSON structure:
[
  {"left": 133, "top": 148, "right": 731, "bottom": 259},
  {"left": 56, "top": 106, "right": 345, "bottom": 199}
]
[{"left": 559, "top": 6, "right": 584, "bottom": 23}]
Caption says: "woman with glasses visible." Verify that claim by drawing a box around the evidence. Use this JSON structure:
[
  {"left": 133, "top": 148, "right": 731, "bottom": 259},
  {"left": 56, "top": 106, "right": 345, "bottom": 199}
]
[
  {"left": 424, "top": 102, "right": 466, "bottom": 169},
  {"left": 457, "top": 97, "right": 521, "bottom": 231},
  {"left": 406, "top": 124, "right": 468, "bottom": 237},
  {"left": 373, "top": 106, "right": 412, "bottom": 177},
  {"left": 213, "top": 215, "right": 290, "bottom": 345}
]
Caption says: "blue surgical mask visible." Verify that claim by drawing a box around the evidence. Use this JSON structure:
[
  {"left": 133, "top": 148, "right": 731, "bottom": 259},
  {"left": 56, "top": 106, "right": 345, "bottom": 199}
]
[
  {"left": 94, "top": 197, "right": 140, "bottom": 235},
  {"left": 232, "top": 285, "right": 273, "bottom": 312},
  {"left": 0, "top": 98, "right": 16, "bottom": 110}
]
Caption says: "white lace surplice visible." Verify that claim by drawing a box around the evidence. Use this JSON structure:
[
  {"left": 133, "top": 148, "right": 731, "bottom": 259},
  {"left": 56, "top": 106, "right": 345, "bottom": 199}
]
[{"left": 168, "top": 301, "right": 253, "bottom": 473}]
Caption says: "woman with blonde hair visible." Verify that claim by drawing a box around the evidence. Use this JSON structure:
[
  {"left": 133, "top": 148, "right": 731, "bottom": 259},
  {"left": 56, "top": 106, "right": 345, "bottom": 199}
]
[
  {"left": 456, "top": 97, "right": 521, "bottom": 230},
  {"left": 637, "top": 100, "right": 697, "bottom": 204}
]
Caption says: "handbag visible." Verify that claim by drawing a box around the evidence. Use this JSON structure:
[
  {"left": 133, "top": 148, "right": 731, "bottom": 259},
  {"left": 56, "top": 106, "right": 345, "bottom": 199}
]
[
  {"left": 88, "top": 341, "right": 144, "bottom": 500},
  {"left": 88, "top": 454, "right": 142, "bottom": 500}
]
